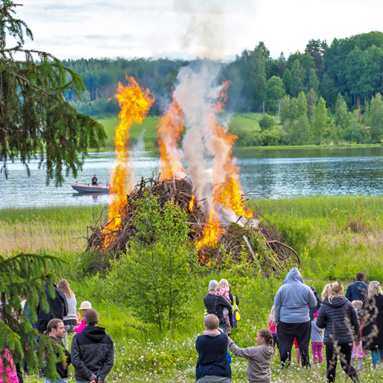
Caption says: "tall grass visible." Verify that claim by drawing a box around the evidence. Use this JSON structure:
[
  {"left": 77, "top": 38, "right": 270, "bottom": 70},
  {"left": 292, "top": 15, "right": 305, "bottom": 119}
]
[
  {"left": 252, "top": 196, "right": 383, "bottom": 281},
  {"left": 0, "top": 206, "right": 103, "bottom": 255}
]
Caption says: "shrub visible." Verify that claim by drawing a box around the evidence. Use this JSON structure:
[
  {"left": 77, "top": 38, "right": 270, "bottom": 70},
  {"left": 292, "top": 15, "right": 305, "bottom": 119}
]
[
  {"left": 96, "top": 192, "right": 198, "bottom": 331},
  {"left": 259, "top": 114, "right": 276, "bottom": 131}
]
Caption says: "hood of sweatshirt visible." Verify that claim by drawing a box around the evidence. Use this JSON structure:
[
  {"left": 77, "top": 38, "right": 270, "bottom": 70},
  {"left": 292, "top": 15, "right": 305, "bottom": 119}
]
[
  {"left": 259, "top": 345, "right": 275, "bottom": 359},
  {"left": 82, "top": 325, "right": 106, "bottom": 342},
  {"left": 322, "top": 296, "right": 348, "bottom": 308},
  {"left": 284, "top": 267, "right": 304, "bottom": 284}
]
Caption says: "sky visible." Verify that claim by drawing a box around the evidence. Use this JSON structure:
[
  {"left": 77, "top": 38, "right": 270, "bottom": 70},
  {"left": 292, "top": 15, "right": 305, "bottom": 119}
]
[{"left": 14, "top": 0, "right": 383, "bottom": 61}]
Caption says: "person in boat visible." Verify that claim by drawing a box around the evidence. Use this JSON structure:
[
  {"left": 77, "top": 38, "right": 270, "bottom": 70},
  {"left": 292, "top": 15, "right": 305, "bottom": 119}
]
[{"left": 91, "top": 174, "right": 98, "bottom": 186}]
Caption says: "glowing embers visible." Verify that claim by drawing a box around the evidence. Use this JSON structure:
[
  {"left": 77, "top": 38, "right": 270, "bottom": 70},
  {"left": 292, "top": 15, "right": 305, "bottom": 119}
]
[
  {"left": 157, "top": 97, "right": 185, "bottom": 180},
  {"left": 104, "top": 76, "right": 154, "bottom": 247}
]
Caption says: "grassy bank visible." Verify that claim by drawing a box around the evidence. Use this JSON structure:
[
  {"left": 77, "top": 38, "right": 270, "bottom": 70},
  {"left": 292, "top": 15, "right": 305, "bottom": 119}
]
[{"left": 3, "top": 196, "right": 383, "bottom": 382}]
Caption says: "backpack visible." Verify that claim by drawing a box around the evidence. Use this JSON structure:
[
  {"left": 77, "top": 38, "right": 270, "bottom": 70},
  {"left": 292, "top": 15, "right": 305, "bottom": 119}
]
[{"left": 232, "top": 294, "right": 241, "bottom": 326}]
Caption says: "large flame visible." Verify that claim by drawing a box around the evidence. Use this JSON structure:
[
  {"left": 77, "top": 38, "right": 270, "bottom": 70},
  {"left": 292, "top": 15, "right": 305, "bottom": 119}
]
[
  {"left": 104, "top": 76, "right": 154, "bottom": 246},
  {"left": 196, "top": 209, "right": 225, "bottom": 250},
  {"left": 157, "top": 97, "right": 185, "bottom": 180},
  {"left": 197, "top": 80, "right": 252, "bottom": 250}
]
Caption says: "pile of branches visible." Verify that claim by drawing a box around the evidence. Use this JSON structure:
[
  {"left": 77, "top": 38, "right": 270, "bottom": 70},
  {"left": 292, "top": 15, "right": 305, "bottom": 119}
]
[{"left": 86, "top": 177, "right": 299, "bottom": 272}]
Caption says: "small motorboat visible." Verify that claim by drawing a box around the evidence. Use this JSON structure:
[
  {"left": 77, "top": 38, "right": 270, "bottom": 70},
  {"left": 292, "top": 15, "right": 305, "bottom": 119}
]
[{"left": 71, "top": 184, "right": 110, "bottom": 194}]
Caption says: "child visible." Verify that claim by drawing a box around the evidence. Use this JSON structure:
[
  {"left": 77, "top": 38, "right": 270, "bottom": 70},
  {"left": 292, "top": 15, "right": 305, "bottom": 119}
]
[
  {"left": 351, "top": 300, "right": 366, "bottom": 371},
  {"left": 211, "top": 279, "right": 232, "bottom": 334},
  {"left": 196, "top": 315, "right": 231, "bottom": 382},
  {"left": 268, "top": 306, "right": 278, "bottom": 348},
  {"left": 229, "top": 328, "right": 274, "bottom": 383},
  {"left": 311, "top": 310, "right": 324, "bottom": 363},
  {"left": 74, "top": 301, "right": 92, "bottom": 334}
]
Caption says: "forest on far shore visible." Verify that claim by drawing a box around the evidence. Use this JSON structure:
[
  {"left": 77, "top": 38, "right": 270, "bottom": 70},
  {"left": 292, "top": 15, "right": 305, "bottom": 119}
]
[{"left": 64, "top": 31, "right": 383, "bottom": 146}]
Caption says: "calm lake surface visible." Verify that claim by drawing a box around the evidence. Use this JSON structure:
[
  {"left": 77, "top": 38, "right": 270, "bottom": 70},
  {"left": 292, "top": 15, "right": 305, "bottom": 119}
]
[{"left": 1, "top": 147, "right": 383, "bottom": 210}]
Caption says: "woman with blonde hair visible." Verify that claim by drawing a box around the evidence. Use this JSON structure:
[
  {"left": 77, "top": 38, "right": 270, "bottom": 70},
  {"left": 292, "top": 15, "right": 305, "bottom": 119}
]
[
  {"left": 321, "top": 284, "right": 332, "bottom": 301},
  {"left": 362, "top": 281, "right": 383, "bottom": 368},
  {"left": 210, "top": 278, "right": 233, "bottom": 334},
  {"left": 317, "top": 281, "right": 360, "bottom": 382},
  {"left": 58, "top": 279, "right": 77, "bottom": 342}
]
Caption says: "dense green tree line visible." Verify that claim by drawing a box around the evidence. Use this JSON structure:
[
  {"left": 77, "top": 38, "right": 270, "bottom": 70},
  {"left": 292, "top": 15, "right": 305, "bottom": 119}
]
[
  {"left": 64, "top": 32, "right": 383, "bottom": 117},
  {"left": 63, "top": 31, "right": 383, "bottom": 144}
]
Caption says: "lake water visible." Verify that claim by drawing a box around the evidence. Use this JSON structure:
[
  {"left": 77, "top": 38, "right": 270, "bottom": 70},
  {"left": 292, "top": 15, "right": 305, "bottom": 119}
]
[{"left": 1, "top": 147, "right": 383, "bottom": 210}]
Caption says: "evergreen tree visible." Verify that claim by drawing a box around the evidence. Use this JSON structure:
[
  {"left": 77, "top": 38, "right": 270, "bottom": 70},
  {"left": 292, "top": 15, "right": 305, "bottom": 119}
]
[
  {"left": 1, "top": 253, "right": 65, "bottom": 380},
  {"left": 0, "top": 0, "right": 107, "bottom": 185},
  {"left": 307, "top": 68, "right": 319, "bottom": 93},
  {"left": 306, "top": 88, "right": 318, "bottom": 122},
  {"left": 297, "top": 92, "right": 308, "bottom": 117},
  {"left": 290, "top": 59, "right": 305, "bottom": 97},
  {"left": 312, "top": 97, "right": 328, "bottom": 143},
  {"left": 282, "top": 68, "right": 292, "bottom": 96},
  {"left": 368, "top": 93, "right": 383, "bottom": 142},
  {"left": 335, "top": 93, "right": 348, "bottom": 126}
]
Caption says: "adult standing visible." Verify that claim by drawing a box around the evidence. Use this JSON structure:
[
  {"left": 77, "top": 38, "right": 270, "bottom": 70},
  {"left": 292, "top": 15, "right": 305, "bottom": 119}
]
[
  {"left": 43, "top": 319, "right": 71, "bottom": 383},
  {"left": 362, "top": 281, "right": 383, "bottom": 368},
  {"left": 58, "top": 280, "right": 77, "bottom": 344},
  {"left": 195, "top": 314, "right": 231, "bottom": 383},
  {"left": 71, "top": 309, "right": 114, "bottom": 383},
  {"left": 273, "top": 267, "right": 316, "bottom": 367},
  {"left": 345, "top": 272, "right": 368, "bottom": 302},
  {"left": 91, "top": 175, "right": 98, "bottom": 186},
  {"left": 316, "top": 281, "right": 360, "bottom": 383},
  {"left": 36, "top": 283, "right": 68, "bottom": 334},
  {"left": 203, "top": 280, "right": 233, "bottom": 334}
]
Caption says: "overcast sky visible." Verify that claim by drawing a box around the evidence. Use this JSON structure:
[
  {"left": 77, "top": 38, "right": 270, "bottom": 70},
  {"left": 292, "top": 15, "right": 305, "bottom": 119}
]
[{"left": 15, "top": 0, "right": 383, "bottom": 61}]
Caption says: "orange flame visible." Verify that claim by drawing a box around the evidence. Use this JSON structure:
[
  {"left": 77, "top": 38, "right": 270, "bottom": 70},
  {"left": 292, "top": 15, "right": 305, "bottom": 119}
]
[
  {"left": 196, "top": 209, "right": 225, "bottom": 250},
  {"left": 188, "top": 194, "right": 195, "bottom": 212},
  {"left": 157, "top": 96, "right": 185, "bottom": 180},
  {"left": 104, "top": 76, "right": 154, "bottom": 246},
  {"left": 197, "top": 80, "right": 252, "bottom": 250}
]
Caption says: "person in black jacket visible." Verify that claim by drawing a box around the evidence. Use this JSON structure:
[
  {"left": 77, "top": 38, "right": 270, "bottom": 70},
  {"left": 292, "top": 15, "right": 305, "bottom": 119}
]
[
  {"left": 36, "top": 284, "right": 68, "bottom": 334},
  {"left": 316, "top": 281, "right": 360, "bottom": 383},
  {"left": 71, "top": 309, "right": 114, "bottom": 383},
  {"left": 361, "top": 281, "right": 383, "bottom": 368},
  {"left": 203, "top": 280, "right": 233, "bottom": 333},
  {"left": 345, "top": 272, "right": 368, "bottom": 303},
  {"left": 44, "top": 318, "right": 71, "bottom": 383}
]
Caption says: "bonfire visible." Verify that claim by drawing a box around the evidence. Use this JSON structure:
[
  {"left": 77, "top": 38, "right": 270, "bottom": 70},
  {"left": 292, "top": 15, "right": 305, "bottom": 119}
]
[{"left": 86, "top": 68, "right": 299, "bottom": 272}]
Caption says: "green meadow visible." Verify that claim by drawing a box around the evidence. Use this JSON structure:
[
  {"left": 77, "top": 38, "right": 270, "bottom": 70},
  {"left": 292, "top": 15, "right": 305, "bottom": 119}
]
[
  {"left": 3, "top": 196, "right": 383, "bottom": 382},
  {"left": 97, "top": 113, "right": 262, "bottom": 151}
]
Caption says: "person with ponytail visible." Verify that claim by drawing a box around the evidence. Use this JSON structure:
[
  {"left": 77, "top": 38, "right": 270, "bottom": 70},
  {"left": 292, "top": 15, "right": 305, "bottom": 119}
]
[
  {"left": 228, "top": 329, "right": 274, "bottom": 383},
  {"left": 316, "top": 281, "right": 360, "bottom": 382}
]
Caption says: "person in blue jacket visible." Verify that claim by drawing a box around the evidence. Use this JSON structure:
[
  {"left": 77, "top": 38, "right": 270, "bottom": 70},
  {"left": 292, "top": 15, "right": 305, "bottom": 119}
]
[
  {"left": 345, "top": 272, "right": 368, "bottom": 302},
  {"left": 196, "top": 314, "right": 231, "bottom": 383},
  {"left": 274, "top": 267, "right": 317, "bottom": 367}
]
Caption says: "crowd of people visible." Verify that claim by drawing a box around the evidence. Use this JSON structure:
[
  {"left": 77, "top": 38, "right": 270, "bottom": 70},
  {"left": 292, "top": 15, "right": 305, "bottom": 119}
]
[
  {"left": 199, "top": 270, "right": 383, "bottom": 383},
  {"left": 3, "top": 270, "right": 383, "bottom": 383},
  {"left": 1, "top": 280, "right": 114, "bottom": 383}
]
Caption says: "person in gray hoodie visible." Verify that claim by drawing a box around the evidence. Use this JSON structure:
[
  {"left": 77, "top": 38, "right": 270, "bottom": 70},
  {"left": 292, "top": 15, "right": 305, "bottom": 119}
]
[
  {"left": 274, "top": 267, "right": 317, "bottom": 367},
  {"left": 228, "top": 328, "right": 274, "bottom": 383}
]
